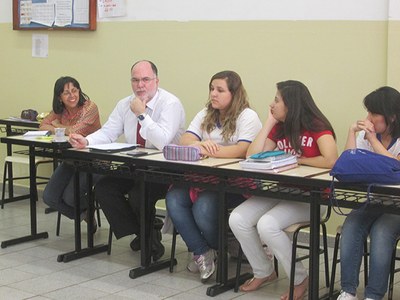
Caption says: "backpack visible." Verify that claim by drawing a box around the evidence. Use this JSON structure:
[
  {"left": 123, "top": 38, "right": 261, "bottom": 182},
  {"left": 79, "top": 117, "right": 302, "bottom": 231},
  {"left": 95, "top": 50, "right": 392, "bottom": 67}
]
[{"left": 329, "top": 148, "right": 400, "bottom": 215}]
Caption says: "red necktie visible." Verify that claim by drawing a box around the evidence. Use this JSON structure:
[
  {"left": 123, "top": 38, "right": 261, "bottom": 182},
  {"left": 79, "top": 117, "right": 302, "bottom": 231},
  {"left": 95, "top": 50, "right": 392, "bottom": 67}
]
[{"left": 136, "top": 123, "right": 146, "bottom": 147}]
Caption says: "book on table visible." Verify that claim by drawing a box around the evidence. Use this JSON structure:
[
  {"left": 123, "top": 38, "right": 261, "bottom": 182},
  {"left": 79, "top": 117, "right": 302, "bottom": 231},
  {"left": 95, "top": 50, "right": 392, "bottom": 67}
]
[{"left": 240, "top": 151, "right": 298, "bottom": 172}]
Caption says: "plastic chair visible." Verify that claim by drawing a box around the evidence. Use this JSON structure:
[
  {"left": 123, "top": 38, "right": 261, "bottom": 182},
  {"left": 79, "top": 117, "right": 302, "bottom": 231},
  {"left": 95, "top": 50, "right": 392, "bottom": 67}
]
[
  {"left": 1, "top": 152, "right": 53, "bottom": 209},
  {"left": 234, "top": 206, "right": 331, "bottom": 297}
]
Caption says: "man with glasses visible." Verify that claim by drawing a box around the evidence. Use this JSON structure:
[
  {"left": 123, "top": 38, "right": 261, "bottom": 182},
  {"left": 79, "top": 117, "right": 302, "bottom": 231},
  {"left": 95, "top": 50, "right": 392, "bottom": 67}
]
[{"left": 69, "top": 60, "right": 185, "bottom": 261}]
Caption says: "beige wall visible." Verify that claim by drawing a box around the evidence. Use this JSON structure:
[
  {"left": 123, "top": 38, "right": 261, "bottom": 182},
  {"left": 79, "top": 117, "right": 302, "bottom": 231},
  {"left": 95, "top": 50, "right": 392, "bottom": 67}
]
[{"left": 0, "top": 20, "right": 396, "bottom": 235}]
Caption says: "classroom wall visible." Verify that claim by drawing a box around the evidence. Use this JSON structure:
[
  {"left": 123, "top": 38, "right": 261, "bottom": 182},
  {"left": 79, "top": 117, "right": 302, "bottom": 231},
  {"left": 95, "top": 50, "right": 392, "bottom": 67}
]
[{"left": 1, "top": 0, "right": 399, "bottom": 236}]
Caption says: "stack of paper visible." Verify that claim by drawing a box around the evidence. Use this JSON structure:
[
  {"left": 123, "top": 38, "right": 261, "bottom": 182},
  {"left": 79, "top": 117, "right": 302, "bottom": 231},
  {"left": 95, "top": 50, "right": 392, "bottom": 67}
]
[
  {"left": 23, "top": 130, "right": 51, "bottom": 137},
  {"left": 88, "top": 143, "right": 139, "bottom": 153},
  {"left": 239, "top": 151, "right": 298, "bottom": 172}
]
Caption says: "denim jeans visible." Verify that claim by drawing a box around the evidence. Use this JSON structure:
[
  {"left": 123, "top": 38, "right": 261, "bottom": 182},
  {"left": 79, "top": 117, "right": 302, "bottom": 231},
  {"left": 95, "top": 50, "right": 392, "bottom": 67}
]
[
  {"left": 340, "top": 209, "right": 400, "bottom": 299},
  {"left": 166, "top": 185, "right": 245, "bottom": 256},
  {"left": 43, "top": 162, "right": 99, "bottom": 219}
]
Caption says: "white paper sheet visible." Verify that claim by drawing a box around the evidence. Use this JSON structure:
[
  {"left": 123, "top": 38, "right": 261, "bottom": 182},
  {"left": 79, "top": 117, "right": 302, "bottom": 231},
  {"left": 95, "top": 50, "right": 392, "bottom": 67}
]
[
  {"left": 98, "top": 0, "right": 126, "bottom": 18},
  {"left": 54, "top": 0, "right": 72, "bottom": 26},
  {"left": 73, "top": 0, "right": 89, "bottom": 24},
  {"left": 87, "top": 143, "right": 139, "bottom": 151},
  {"left": 23, "top": 130, "right": 51, "bottom": 137},
  {"left": 31, "top": 2, "right": 55, "bottom": 26},
  {"left": 20, "top": 0, "right": 33, "bottom": 25}
]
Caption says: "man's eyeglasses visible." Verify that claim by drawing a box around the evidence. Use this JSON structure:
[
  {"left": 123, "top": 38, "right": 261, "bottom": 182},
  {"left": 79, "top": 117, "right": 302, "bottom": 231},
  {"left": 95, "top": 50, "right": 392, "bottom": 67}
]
[
  {"left": 62, "top": 88, "right": 79, "bottom": 97},
  {"left": 130, "top": 77, "right": 156, "bottom": 85}
]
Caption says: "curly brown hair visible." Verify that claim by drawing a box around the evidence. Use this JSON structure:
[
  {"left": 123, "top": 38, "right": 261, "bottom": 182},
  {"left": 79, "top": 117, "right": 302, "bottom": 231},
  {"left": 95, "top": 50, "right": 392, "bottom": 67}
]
[{"left": 201, "top": 71, "right": 250, "bottom": 142}]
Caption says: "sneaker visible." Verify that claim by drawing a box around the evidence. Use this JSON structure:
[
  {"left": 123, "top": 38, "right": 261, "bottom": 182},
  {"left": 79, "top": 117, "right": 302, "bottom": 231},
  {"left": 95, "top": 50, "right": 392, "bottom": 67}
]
[
  {"left": 337, "top": 291, "right": 358, "bottom": 300},
  {"left": 187, "top": 254, "right": 199, "bottom": 273},
  {"left": 194, "top": 249, "right": 216, "bottom": 283}
]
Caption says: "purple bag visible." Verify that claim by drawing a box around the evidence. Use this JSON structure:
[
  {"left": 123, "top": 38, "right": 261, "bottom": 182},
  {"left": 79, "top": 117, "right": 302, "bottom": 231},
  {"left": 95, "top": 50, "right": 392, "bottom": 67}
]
[{"left": 163, "top": 144, "right": 202, "bottom": 161}]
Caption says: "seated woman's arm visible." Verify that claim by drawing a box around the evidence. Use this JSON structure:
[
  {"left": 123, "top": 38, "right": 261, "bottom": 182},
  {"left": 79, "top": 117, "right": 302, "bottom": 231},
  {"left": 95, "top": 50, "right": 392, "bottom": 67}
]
[
  {"left": 180, "top": 132, "right": 250, "bottom": 158},
  {"left": 297, "top": 134, "right": 338, "bottom": 168},
  {"left": 39, "top": 112, "right": 58, "bottom": 134},
  {"left": 201, "top": 141, "right": 250, "bottom": 158}
]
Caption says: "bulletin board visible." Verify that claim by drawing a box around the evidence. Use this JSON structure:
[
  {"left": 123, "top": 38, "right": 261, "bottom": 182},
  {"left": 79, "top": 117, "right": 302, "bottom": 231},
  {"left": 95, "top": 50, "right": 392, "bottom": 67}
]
[{"left": 13, "top": 0, "right": 97, "bottom": 31}]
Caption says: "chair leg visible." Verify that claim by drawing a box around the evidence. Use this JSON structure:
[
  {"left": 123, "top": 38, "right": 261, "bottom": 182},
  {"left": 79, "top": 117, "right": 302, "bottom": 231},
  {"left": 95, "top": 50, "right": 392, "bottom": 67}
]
[
  {"left": 363, "top": 239, "right": 369, "bottom": 286},
  {"left": 322, "top": 223, "right": 330, "bottom": 287},
  {"left": 169, "top": 228, "right": 177, "bottom": 273},
  {"left": 1, "top": 161, "right": 8, "bottom": 209},
  {"left": 6, "top": 161, "right": 14, "bottom": 201},
  {"left": 274, "top": 256, "right": 279, "bottom": 277},
  {"left": 95, "top": 196, "right": 101, "bottom": 228},
  {"left": 234, "top": 245, "right": 244, "bottom": 292},
  {"left": 289, "top": 230, "right": 299, "bottom": 300},
  {"left": 107, "top": 228, "right": 113, "bottom": 255},
  {"left": 56, "top": 212, "right": 61, "bottom": 236},
  {"left": 388, "top": 238, "right": 399, "bottom": 300},
  {"left": 329, "top": 232, "right": 341, "bottom": 298}
]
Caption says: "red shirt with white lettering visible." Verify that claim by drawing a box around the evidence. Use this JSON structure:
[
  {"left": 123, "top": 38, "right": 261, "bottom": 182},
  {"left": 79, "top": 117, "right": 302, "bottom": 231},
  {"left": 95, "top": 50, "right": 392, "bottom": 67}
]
[{"left": 268, "top": 124, "right": 333, "bottom": 157}]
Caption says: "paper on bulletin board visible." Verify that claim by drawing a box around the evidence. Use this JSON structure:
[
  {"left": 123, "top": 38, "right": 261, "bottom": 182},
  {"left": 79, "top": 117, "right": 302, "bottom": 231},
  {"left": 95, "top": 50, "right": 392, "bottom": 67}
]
[
  {"left": 20, "top": 0, "right": 32, "bottom": 25},
  {"left": 98, "top": 0, "right": 126, "bottom": 18}
]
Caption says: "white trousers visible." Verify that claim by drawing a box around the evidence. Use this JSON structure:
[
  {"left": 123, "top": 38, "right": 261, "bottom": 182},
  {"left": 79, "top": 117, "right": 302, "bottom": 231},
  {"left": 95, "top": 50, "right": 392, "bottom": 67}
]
[{"left": 229, "top": 195, "right": 325, "bottom": 285}]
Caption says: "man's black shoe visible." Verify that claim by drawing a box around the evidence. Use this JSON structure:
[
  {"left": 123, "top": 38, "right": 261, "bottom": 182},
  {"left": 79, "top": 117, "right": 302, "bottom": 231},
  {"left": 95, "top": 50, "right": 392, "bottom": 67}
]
[
  {"left": 130, "top": 236, "right": 140, "bottom": 252},
  {"left": 130, "top": 229, "right": 164, "bottom": 260},
  {"left": 151, "top": 228, "right": 165, "bottom": 262}
]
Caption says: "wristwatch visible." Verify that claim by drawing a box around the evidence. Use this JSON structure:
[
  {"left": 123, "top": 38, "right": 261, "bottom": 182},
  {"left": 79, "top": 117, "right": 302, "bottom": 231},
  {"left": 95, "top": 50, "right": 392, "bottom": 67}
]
[{"left": 138, "top": 113, "right": 146, "bottom": 121}]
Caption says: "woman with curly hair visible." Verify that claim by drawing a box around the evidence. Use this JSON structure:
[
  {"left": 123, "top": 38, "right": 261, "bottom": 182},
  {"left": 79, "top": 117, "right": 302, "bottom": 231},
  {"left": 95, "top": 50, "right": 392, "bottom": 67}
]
[{"left": 166, "top": 70, "right": 262, "bottom": 283}]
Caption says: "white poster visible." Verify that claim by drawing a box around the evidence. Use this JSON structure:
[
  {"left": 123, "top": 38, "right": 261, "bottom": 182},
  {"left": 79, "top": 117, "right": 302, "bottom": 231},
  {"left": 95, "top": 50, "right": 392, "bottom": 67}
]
[{"left": 98, "top": 0, "right": 126, "bottom": 18}]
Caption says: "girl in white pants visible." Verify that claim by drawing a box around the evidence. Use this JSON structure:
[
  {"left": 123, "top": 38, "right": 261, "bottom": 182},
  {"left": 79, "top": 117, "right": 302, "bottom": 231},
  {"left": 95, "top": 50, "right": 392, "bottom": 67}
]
[{"left": 229, "top": 80, "right": 338, "bottom": 300}]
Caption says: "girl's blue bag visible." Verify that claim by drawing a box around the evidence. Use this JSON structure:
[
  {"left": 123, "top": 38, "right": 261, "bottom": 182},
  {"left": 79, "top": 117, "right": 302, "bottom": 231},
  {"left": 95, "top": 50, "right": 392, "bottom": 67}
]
[{"left": 330, "top": 148, "right": 400, "bottom": 185}]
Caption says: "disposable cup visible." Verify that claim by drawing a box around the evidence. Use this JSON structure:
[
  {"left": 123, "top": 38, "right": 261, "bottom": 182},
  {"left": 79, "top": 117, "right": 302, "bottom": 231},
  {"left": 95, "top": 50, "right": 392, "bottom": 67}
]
[{"left": 54, "top": 127, "right": 66, "bottom": 142}]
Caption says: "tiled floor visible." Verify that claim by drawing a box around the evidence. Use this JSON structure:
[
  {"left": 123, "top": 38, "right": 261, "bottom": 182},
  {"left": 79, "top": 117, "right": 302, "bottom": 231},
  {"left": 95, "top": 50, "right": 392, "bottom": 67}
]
[{"left": 1, "top": 198, "right": 399, "bottom": 299}]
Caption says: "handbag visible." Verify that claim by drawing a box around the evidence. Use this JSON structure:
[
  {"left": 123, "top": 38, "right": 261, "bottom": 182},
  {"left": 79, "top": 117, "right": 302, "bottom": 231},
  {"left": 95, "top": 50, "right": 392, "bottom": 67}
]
[
  {"left": 329, "top": 148, "right": 400, "bottom": 215},
  {"left": 20, "top": 109, "right": 38, "bottom": 121},
  {"left": 163, "top": 144, "right": 202, "bottom": 161}
]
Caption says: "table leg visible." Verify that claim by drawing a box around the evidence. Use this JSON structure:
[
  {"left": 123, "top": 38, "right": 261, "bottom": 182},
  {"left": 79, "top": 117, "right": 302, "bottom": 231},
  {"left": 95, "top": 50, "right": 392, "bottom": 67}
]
[
  {"left": 57, "top": 167, "right": 107, "bottom": 262},
  {"left": 1, "top": 145, "right": 48, "bottom": 248},
  {"left": 129, "top": 173, "right": 176, "bottom": 279},
  {"left": 309, "top": 192, "right": 321, "bottom": 300},
  {"left": 207, "top": 188, "right": 239, "bottom": 297}
]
